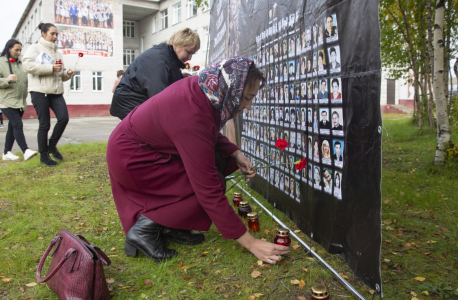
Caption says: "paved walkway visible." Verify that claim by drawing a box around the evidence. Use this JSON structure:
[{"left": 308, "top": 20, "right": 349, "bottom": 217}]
[{"left": 0, "top": 116, "right": 121, "bottom": 154}]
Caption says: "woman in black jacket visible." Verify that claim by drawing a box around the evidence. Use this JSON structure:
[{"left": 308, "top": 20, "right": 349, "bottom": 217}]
[{"left": 110, "top": 28, "right": 200, "bottom": 120}]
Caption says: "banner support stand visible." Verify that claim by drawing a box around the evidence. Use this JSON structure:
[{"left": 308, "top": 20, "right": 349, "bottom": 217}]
[{"left": 232, "top": 180, "right": 368, "bottom": 300}]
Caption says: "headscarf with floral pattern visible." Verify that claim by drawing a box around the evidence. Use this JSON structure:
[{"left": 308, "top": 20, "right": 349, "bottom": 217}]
[{"left": 198, "top": 57, "right": 253, "bottom": 128}]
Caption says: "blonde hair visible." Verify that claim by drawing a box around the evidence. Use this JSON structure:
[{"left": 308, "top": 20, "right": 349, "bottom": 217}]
[{"left": 167, "top": 28, "right": 200, "bottom": 50}]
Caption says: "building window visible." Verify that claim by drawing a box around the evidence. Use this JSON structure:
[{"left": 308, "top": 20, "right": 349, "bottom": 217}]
[
  {"left": 39, "top": 1, "right": 42, "bottom": 21},
  {"left": 70, "top": 71, "right": 81, "bottom": 91},
  {"left": 123, "top": 21, "right": 135, "bottom": 38},
  {"left": 173, "top": 2, "right": 182, "bottom": 24},
  {"left": 123, "top": 49, "right": 135, "bottom": 66},
  {"left": 34, "top": 9, "right": 38, "bottom": 28},
  {"left": 92, "top": 72, "right": 103, "bottom": 91},
  {"left": 152, "top": 14, "right": 157, "bottom": 33},
  {"left": 161, "top": 9, "right": 168, "bottom": 29},
  {"left": 187, "top": 0, "right": 197, "bottom": 18},
  {"left": 202, "top": 0, "right": 213, "bottom": 11},
  {"left": 204, "top": 26, "right": 209, "bottom": 50}
]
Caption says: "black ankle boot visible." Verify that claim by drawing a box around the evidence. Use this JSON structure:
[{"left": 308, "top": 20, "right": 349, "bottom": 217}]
[
  {"left": 40, "top": 152, "right": 57, "bottom": 167},
  {"left": 162, "top": 227, "right": 205, "bottom": 245},
  {"left": 49, "top": 145, "right": 63, "bottom": 161},
  {"left": 124, "top": 215, "right": 177, "bottom": 262}
]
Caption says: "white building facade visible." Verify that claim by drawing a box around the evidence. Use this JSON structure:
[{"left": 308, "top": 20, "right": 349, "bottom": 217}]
[{"left": 12, "top": 0, "right": 211, "bottom": 118}]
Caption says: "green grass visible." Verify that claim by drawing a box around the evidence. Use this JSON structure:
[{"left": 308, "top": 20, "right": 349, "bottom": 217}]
[{"left": 0, "top": 117, "right": 457, "bottom": 299}]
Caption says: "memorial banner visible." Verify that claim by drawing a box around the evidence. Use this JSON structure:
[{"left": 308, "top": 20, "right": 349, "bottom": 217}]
[{"left": 209, "top": 0, "right": 382, "bottom": 293}]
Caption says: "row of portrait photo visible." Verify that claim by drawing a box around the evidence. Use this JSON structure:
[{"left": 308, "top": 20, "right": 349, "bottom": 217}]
[
  {"left": 258, "top": 9, "right": 339, "bottom": 48},
  {"left": 241, "top": 132, "right": 344, "bottom": 170},
  {"left": 243, "top": 152, "right": 342, "bottom": 201},
  {"left": 255, "top": 78, "right": 343, "bottom": 105},
  {"left": 243, "top": 107, "right": 344, "bottom": 137},
  {"left": 256, "top": 43, "right": 341, "bottom": 80}
]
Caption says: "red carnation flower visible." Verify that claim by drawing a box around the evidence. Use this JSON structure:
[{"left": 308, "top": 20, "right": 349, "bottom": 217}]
[
  {"left": 78, "top": 53, "right": 84, "bottom": 57},
  {"left": 193, "top": 65, "right": 200, "bottom": 71},
  {"left": 294, "top": 158, "right": 307, "bottom": 171},
  {"left": 275, "top": 138, "right": 289, "bottom": 151},
  {"left": 9, "top": 59, "right": 15, "bottom": 63},
  {"left": 185, "top": 62, "right": 191, "bottom": 69}
]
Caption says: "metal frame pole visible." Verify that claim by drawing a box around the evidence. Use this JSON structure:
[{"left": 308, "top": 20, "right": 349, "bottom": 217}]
[{"left": 232, "top": 181, "right": 367, "bottom": 300}]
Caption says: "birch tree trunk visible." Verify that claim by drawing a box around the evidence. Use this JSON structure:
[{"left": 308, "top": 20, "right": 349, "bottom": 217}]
[{"left": 433, "top": 0, "right": 451, "bottom": 164}]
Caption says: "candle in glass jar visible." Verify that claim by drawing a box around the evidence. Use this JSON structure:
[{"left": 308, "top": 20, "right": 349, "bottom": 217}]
[
  {"left": 247, "top": 212, "right": 260, "bottom": 231},
  {"left": 232, "top": 192, "right": 243, "bottom": 207},
  {"left": 273, "top": 228, "right": 291, "bottom": 246},
  {"left": 55, "top": 59, "right": 63, "bottom": 65},
  {"left": 310, "top": 284, "right": 329, "bottom": 300},
  {"left": 237, "top": 201, "right": 252, "bottom": 219}
]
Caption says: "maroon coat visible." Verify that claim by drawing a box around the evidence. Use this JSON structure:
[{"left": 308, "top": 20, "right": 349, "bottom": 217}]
[{"left": 106, "top": 76, "right": 247, "bottom": 240}]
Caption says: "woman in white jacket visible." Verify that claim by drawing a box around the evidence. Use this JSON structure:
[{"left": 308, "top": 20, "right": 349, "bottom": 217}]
[{"left": 22, "top": 23, "right": 75, "bottom": 166}]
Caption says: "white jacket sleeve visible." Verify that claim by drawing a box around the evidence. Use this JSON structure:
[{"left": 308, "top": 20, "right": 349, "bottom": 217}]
[{"left": 22, "top": 45, "right": 54, "bottom": 76}]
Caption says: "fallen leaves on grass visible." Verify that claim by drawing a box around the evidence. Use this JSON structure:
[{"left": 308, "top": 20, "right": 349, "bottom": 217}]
[
  {"left": 257, "top": 260, "right": 263, "bottom": 266},
  {"left": 25, "top": 282, "right": 37, "bottom": 287},
  {"left": 292, "top": 245, "right": 300, "bottom": 250},
  {"left": 106, "top": 278, "right": 115, "bottom": 284},
  {"left": 339, "top": 273, "right": 349, "bottom": 280},
  {"left": 298, "top": 280, "right": 305, "bottom": 288},
  {"left": 290, "top": 279, "right": 300, "bottom": 285},
  {"left": 302, "top": 267, "right": 308, "bottom": 273},
  {"left": 1, "top": 278, "right": 13, "bottom": 282},
  {"left": 414, "top": 277, "right": 426, "bottom": 282},
  {"left": 144, "top": 279, "right": 152, "bottom": 286},
  {"left": 251, "top": 270, "right": 262, "bottom": 278}
]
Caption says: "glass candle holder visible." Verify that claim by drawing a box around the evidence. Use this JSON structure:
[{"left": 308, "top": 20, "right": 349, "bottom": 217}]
[
  {"left": 273, "top": 228, "right": 291, "bottom": 246},
  {"left": 55, "top": 59, "right": 63, "bottom": 65},
  {"left": 247, "top": 212, "right": 260, "bottom": 231},
  {"left": 310, "top": 284, "right": 329, "bottom": 300},
  {"left": 232, "top": 192, "right": 243, "bottom": 207},
  {"left": 238, "top": 201, "right": 252, "bottom": 219}
]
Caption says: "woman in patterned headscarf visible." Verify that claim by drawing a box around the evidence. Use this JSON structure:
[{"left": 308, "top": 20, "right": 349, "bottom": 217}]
[{"left": 106, "top": 57, "right": 290, "bottom": 263}]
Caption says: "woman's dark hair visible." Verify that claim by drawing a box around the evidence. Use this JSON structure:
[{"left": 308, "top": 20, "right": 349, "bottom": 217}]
[
  {"left": 246, "top": 63, "right": 266, "bottom": 90},
  {"left": 1, "top": 39, "right": 22, "bottom": 74},
  {"left": 332, "top": 78, "right": 340, "bottom": 87},
  {"left": 39, "top": 23, "right": 57, "bottom": 35},
  {"left": 117, "top": 70, "right": 125, "bottom": 77}
]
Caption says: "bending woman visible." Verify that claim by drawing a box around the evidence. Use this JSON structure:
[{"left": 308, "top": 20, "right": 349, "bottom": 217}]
[
  {"left": 106, "top": 57, "right": 290, "bottom": 263},
  {"left": 23, "top": 23, "right": 75, "bottom": 166},
  {"left": 0, "top": 39, "right": 37, "bottom": 161}
]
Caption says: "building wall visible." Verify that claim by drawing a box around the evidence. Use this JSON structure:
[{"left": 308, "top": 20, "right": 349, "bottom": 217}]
[
  {"left": 137, "top": 0, "right": 210, "bottom": 68},
  {"left": 11, "top": 0, "right": 210, "bottom": 117}
]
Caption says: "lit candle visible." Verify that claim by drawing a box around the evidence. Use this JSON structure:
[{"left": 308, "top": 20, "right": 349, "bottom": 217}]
[
  {"left": 310, "top": 284, "right": 329, "bottom": 300},
  {"left": 273, "top": 228, "right": 291, "bottom": 246},
  {"left": 237, "top": 201, "right": 252, "bottom": 219},
  {"left": 247, "top": 212, "right": 260, "bottom": 231},
  {"left": 232, "top": 192, "right": 243, "bottom": 207}
]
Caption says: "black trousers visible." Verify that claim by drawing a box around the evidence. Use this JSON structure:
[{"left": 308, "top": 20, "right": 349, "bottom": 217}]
[
  {"left": 1, "top": 108, "right": 28, "bottom": 154},
  {"left": 31, "top": 92, "right": 69, "bottom": 153}
]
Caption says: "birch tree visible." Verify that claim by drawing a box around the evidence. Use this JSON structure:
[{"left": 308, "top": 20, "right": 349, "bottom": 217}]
[{"left": 433, "top": 0, "right": 451, "bottom": 164}]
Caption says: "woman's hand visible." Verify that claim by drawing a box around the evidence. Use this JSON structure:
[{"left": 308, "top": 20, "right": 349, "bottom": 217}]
[
  {"left": 53, "top": 64, "right": 63, "bottom": 72},
  {"left": 232, "top": 150, "right": 256, "bottom": 181},
  {"left": 182, "top": 72, "right": 193, "bottom": 78},
  {"left": 67, "top": 69, "right": 76, "bottom": 77},
  {"left": 236, "top": 231, "right": 290, "bottom": 264},
  {"left": 7, "top": 74, "right": 17, "bottom": 82}
]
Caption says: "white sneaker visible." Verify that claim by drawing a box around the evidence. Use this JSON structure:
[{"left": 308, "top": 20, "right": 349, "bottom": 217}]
[
  {"left": 2, "top": 151, "right": 20, "bottom": 161},
  {"left": 24, "top": 149, "right": 38, "bottom": 161}
]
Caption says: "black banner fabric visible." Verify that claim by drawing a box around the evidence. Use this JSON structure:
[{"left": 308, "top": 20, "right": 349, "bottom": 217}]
[{"left": 209, "top": 0, "right": 382, "bottom": 292}]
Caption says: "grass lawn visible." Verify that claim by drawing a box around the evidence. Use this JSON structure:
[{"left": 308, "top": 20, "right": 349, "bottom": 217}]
[{"left": 0, "top": 115, "right": 457, "bottom": 299}]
